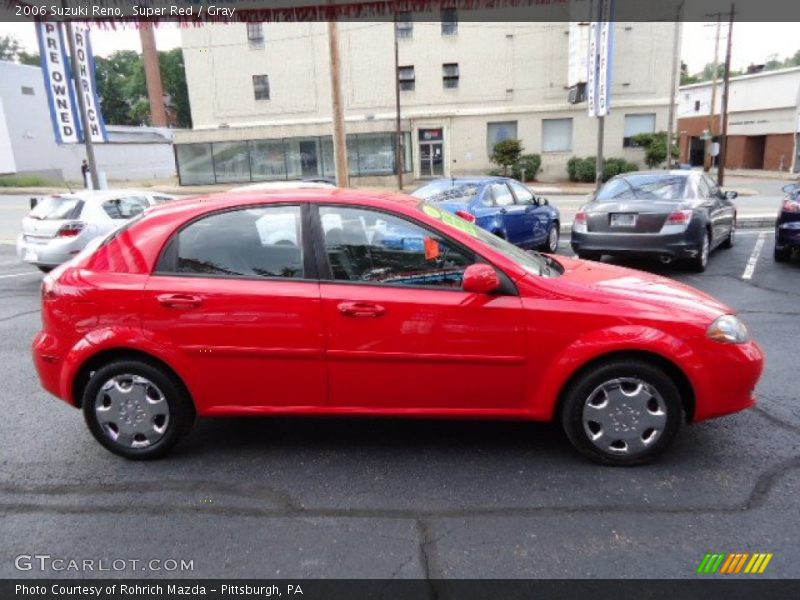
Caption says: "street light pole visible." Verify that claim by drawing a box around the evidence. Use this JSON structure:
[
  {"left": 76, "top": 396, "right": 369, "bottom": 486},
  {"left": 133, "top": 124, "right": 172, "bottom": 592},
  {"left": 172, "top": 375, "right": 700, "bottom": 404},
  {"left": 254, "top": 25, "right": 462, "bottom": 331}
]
[
  {"left": 666, "top": 8, "right": 682, "bottom": 170},
  {"left": 62, "top": 0, "right": 99, "bottom": 189}
]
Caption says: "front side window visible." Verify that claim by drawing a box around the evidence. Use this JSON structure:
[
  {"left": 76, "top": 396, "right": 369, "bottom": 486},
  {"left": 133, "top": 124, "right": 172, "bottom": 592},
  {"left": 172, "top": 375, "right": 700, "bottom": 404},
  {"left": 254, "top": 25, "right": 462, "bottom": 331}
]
[
  {"left": 509, "top": 181, "right": 535, "bottom": 205},
  {"left": 319, "top": 206, "right": 473, "bottom": 288},
  {"left": 252, "top": 74, "right": 270, "bottom": 100},
  {"left": 171, "top": 206, "right": 304, "bottom": 279},
  {"left": 103, "top": 196, "right": 150, "bottom": 220}
]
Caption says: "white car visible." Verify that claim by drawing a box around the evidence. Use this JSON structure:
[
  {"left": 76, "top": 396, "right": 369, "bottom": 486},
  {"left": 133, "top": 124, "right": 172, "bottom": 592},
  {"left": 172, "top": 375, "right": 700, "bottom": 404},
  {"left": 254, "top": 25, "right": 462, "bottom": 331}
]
[{"left": 16, "top": 189, "right": 175, "bottom": 272}]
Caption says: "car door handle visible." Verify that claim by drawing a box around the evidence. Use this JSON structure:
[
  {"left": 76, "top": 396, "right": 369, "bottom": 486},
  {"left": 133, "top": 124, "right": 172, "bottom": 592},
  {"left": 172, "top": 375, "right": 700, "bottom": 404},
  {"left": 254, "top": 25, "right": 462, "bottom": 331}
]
[
  {"left": 157, "top": 293, "right": 203, "bottom": 309},
  {"left": 499, "top": 208, "right": 508, "bottom": 214},
  {"left": 337, "top": 301, "right": 386, "bottom": 318}
]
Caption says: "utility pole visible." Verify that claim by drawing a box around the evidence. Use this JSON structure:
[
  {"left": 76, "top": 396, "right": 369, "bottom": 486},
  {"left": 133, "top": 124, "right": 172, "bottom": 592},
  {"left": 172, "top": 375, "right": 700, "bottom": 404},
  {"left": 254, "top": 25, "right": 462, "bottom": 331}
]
[
  {"left": 596, "top": 117, "right": 604, "bottom": 192},
  {"left": 666, "top": 7, "right": 682, "bottom": 171},
  {"left": 327, "top": 19, "right": 348, "bottom": 187},
  {"left": 62, "top": 8, "right": 99, "bottom": 189},
  {"left": 139, "top": 22, "right": 168, "bottom": 127},
  {"left": 717, "top": 4, "right": 735, "bottom": 187},
  {"left": 393, "top": 18, "right": 403, "bottom": 191},
  {"left": 705, "top": 14, "right": 722, "bottom": 171}
]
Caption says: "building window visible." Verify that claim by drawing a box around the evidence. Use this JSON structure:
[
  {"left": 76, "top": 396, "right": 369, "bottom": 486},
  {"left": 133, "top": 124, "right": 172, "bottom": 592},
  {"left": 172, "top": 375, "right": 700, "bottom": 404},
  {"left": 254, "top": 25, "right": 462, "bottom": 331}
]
[
  {"left": 441, "top": 9, "right": 458, "bottom": 35},
  {"left": 443, "top": 63, "right": 459, "bottom": 89},
  {"left": 398, "top": 66, "right": 415, "bottom": 92},
  {"left": 486, "top": 121, "right": 518, "bottom": 156},
  {"left": 21, "top": 86, "right": 34, "bottom": 96},
  {"left": 623, "top": 113, "right": 656, "bottom": 147},
  {"left": 396, "top": 12, "right": 413, "bottom": 38},
  {"left": 694, "top": 100, "right": 701, "bottom": 112},
  {"left": 542, "top": 118, "right": 573, "bottom": 152},
  {"left": 252, "top": 74, "right": 270, "bottom": 101},
  {"left": 246, "top": 23, "right": 264, "bottom": 48}
]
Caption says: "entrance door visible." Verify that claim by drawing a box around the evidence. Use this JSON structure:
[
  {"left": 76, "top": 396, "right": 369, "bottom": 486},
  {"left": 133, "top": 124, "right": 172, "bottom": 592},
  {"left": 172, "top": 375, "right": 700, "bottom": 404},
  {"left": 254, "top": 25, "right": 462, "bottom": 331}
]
[
  {"left": 299, "top": 140, "right": 319, "bottom": 177},
  {"left": 419, "top": 129, "right": 444, "bottom": 178}
]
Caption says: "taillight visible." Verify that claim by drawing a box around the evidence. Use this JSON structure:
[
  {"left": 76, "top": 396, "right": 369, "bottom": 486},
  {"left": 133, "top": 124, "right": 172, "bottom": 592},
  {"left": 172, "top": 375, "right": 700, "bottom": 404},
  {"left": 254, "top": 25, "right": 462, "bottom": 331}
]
[
  {"left": 573, "top": 211, "right": 587, "bottom": 233},
  {"left": 665, "top": 210, "right": 693, "bottom": 225},
  {"left": 56, "top": 221, "right": 86, "bottom": 237},
  {"left": 454, "top": 210, "right": 476, "bottom": 223},
  {"left": 782, "top": 197, "right": 800, "bottom": 213}
]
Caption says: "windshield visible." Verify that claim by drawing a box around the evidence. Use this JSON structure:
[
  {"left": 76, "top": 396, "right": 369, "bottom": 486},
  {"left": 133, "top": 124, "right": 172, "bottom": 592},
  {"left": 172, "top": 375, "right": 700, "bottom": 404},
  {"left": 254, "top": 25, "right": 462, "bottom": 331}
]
[
  {"left": 29, "top": 196, "right": 83, "bottom": 220},
  {"left": 418, "top": 202, "right": 560, "bottom": 278},
  {"left": 412, "top": 181, "right": 482, "bottom": 204},
  {"left": 597, "top": 175, "right": 687, "bottom": 201}
]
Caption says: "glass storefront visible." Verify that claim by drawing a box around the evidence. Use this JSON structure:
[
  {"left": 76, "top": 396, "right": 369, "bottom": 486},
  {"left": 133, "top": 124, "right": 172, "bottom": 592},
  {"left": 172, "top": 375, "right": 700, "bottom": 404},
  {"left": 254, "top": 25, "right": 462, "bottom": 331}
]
[{"left": 175, "top": 132, "right": 411, "bottom": 185}]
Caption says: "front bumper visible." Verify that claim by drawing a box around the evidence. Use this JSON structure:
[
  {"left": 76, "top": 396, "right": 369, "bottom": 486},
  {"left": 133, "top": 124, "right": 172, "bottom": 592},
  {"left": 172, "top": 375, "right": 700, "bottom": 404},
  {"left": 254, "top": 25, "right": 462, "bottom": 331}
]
[
  {"left": 571, "top": 230, "right": 702, "bottom": 259},
  {"left": 16, "top": 233, "right": 83, "bottom": 268}
]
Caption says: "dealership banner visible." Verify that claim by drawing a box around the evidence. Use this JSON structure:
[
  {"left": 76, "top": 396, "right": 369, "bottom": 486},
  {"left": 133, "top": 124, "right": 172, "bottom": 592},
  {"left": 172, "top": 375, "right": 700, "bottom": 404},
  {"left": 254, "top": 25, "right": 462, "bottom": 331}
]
[
  {"left": 35, "top": 21, "right": 80, "bottom": 144},
  {"left": 69, "top": 24, "right": 108, "bottom": 143},
  {"left": 36, "top": 22, "right": 107, "bottom": 145},
  {"left": 587, "top": 0, "right": 615, "bottom": 118}
]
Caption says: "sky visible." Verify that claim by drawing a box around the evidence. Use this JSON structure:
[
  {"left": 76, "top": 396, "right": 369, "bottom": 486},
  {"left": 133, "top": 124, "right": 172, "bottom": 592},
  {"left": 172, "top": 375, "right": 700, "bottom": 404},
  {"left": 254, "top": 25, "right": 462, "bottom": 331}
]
[{"left": 0, "top": 21, "right": 798, "bottom": 75}]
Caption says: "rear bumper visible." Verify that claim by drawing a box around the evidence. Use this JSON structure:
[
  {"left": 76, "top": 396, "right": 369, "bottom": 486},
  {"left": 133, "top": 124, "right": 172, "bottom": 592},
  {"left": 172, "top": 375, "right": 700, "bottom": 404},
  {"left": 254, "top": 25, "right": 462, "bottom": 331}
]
[
  {"left": 32, "top": 331, "right": 72, "bottom": 404},
  {"left": 16, "top": 234, "right": 83, "bottom": 267},
  {"left": 571, "top": 230, "right": 701, "bottom": 259},
  {"left": 776, "top": 221, "right": 800, "bottom": 249}
]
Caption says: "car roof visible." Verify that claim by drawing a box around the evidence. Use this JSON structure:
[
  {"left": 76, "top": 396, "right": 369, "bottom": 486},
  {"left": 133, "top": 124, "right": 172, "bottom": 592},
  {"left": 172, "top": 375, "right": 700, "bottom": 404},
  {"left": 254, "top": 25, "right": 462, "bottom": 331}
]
[
  {"left": 228, "top": 181, "right": 335, "bottom": 192},
  {"left": 617, "top": 170, "right": 693, "bottom": 180},
  {"left": 418, "top": 176, "right": 508, "bottom": 185},
  {"left": 49, "top": 189, "right": 163, "bottom": 203},
  {"left": 144, "top": 188, "right": 421, "bottom": 220}
]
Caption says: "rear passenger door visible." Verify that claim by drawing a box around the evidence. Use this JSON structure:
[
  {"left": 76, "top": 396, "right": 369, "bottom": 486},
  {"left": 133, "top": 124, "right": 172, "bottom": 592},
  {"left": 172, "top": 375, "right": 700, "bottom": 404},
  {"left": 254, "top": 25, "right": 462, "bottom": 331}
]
[{"left": 142, "top": 204, "right": 326, "bottom": 413}]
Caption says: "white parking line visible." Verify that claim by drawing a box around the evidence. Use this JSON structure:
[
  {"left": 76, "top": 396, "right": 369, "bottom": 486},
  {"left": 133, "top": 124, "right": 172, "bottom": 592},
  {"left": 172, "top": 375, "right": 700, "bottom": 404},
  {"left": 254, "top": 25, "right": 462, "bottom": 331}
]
[
  {"left": 0, "top": 271, "right": 39, "bottom": 279},
  {"left": 742, "top": 232, "right": 766, "bottom": 281}
]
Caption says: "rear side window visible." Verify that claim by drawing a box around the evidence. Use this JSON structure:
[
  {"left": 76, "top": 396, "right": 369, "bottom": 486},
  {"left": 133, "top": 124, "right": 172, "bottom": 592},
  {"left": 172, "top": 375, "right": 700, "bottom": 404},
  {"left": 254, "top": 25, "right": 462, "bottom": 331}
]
[
  {"left": 167, "top": 206, "right": 304, "bottom": 279},
  {"left": 103, "top": 196, "right": 150, "bottom": 219},
  {"left": 490, "top": 183, "right": 514, "bottom": 206},
  {"left": 29, "top": 196, "right": 83, "bottom": 220}
]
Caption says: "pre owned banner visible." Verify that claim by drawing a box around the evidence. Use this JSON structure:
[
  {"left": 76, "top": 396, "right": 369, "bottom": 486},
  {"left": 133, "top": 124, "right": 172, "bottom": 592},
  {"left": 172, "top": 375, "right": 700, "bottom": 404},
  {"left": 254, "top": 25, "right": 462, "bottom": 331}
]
[
  {"left": 587, "top": 0, "right": 615, "bottom": 118},
  {"left": 36, "top": 22, "right": 107, "bottom": 144},
  {"left": 35, "top": 21, "right": 80, "bottom": 144}
]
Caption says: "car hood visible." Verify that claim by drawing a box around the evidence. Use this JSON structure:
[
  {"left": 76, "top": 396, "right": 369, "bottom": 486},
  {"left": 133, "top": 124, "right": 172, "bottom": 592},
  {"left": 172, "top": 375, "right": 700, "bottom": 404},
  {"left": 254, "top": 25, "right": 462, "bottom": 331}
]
[{"left": 546, "top": 256, "right": 731, "bottom": 322}]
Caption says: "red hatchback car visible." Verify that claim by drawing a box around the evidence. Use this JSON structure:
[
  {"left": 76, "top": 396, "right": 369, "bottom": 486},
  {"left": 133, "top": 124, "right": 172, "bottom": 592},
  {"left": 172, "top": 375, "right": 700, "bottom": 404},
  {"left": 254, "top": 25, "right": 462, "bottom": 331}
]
[{"left": 33, "top": 189, "right": 764, "bottom": 465}]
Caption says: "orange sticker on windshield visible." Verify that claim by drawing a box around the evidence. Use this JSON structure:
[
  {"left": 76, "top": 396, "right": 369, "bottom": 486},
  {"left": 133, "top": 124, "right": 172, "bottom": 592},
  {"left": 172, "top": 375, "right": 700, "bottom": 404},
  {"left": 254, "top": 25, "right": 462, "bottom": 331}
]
[{"left": 424, "top": 237, "right": 440, "bottom": 260}]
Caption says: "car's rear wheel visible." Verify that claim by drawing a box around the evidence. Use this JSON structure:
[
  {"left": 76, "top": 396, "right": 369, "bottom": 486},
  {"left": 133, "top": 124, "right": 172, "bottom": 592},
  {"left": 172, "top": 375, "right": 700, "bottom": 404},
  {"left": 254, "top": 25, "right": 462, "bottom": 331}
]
[
  {"left": 774, "top": 245, "right": 791, "bottom": 262},
  {"left": 689, "top": 232, "right": 711, "bottom": 272},
  {"left": 82, "top": 359, "right": 195, "bottom": 460},
  {"left": 540, "top": 223, "right": 560, "bottom": 253},
  {"left": 560, "top": 359, "right": 682, "bottom": 466}
]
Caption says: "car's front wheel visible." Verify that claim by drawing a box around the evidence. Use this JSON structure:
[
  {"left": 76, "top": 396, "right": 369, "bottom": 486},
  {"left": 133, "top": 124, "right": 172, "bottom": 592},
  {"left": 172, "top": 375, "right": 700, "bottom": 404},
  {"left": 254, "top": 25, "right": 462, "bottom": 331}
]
[
  {"left": 774, "top": 245, "right": 791, "bottom": 262},
  {"left": 560, "top": 359, "right": 682, "bottom": 466},
  {"left": 82, "top": 359, "right": 195, "bottom": 460}
]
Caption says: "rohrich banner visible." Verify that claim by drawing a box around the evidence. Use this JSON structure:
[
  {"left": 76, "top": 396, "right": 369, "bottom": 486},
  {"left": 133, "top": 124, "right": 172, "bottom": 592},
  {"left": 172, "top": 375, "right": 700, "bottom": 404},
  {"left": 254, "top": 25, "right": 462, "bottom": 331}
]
[{"left": 35, "top": 22, "right": 107, "bottom": 145}]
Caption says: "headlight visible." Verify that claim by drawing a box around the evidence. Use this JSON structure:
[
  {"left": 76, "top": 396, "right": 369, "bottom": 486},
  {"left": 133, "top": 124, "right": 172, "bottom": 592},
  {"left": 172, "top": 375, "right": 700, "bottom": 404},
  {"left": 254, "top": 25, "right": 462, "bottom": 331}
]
[{"left": 707, "top": 315, "right": 749, "bottom": 344}]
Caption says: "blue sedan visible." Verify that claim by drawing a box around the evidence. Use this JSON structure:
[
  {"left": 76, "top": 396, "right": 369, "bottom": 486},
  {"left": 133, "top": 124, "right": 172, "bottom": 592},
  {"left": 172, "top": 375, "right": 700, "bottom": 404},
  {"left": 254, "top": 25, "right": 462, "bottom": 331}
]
[{"left": 411, "top": 177, "right": 561, "bottom": 253}]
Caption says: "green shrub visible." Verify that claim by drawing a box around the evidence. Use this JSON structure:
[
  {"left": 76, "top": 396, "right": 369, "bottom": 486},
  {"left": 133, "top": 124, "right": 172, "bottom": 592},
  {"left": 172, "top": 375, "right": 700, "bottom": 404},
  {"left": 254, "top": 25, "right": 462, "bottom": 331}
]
[
  {"left": 575, "top": 157, "right": 597, "bottom": 183},
  {"left": 487, "top": 168, "right": 504, "bottom": 177},
  {"left": 566, "top": 157, "right": 639, "bottom": 183},
  {"left": 490, "top": 139, "right": 523, "bottom": 175},
  {"left": 512, "top": 154, "right": 542, "bottom": 181},
  {"left": 0, "top": 174, "right": 56, "bottom": 187},
  {"left": 566, "top": 156, "right": 580, "bottom": 182},
  {"left": 632, "top": 131, "right": 678, "bottom": 168}
]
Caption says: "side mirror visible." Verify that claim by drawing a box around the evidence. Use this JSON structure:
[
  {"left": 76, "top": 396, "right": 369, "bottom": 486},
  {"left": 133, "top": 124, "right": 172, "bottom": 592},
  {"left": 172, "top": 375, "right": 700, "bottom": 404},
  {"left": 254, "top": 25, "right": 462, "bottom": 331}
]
[
  {"left": 30, "top": 197, "right": 39, "bottom": 209},
  {"left": 725, "top": 191, "right": 738, "bottom": 200},
  {"left": 462, "top": 264, "right": 501, "bottom": 294},
  {"left": 540, "top": 197, "right": 549, "bottom": 206}
]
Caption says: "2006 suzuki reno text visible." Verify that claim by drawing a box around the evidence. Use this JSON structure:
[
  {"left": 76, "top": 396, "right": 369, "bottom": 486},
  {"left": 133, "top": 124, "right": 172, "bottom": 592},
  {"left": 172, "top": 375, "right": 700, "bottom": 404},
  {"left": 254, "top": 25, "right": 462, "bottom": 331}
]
[{"left": 33, "top": 189, "right": 764, "bottom": 465}]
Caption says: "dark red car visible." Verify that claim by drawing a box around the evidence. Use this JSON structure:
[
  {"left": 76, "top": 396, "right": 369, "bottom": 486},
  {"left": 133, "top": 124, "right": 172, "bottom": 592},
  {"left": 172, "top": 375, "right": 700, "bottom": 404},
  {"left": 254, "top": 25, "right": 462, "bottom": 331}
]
[{"left": 33, "top": 189, "right": 764, "bottom": 465}]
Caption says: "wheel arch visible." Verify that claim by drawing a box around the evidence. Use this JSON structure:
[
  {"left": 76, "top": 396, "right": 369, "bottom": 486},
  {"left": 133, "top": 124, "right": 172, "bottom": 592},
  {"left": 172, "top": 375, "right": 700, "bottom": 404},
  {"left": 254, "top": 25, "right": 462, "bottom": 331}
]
[
  {"left": 554, "top": 349, "right": 696, "bottom": 424},
  {"left": 72, "top": 347, "right": 194, "bottom": 410}
]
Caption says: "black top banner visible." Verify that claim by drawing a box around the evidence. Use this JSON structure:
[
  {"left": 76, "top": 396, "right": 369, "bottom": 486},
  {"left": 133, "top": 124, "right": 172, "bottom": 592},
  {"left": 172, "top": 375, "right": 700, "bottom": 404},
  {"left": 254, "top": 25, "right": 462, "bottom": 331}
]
[{"left": 2, "top": 0, "right": 800, "bottom": 23}]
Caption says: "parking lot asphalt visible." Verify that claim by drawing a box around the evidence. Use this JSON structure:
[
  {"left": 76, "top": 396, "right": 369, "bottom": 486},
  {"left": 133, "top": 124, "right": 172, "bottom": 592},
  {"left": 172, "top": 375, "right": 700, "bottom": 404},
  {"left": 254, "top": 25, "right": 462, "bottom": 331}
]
[{"left": 0, "top": 229, "right": 798, "bottom": 580}]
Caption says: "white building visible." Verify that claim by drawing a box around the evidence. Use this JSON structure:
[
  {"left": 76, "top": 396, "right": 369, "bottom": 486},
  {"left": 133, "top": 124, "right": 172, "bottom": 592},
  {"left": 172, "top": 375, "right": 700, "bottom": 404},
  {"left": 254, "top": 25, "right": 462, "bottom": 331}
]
[
  {"left": 678, "top": 66, "right": 800, "bottom": 172},
  {"left": 0, "top": 61, "right": 177, "bottom": 183},
  {"left": 175, "top": 19, "right": 680, "bottom": 185}
]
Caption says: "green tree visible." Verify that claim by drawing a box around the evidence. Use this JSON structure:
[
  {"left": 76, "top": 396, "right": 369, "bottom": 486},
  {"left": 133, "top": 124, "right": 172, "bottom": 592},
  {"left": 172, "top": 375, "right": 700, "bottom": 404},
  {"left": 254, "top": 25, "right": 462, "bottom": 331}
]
[
  {"left": 0, "top": 34, "right": 22, "bottom": 61},
  {"left": 490, "top": 139, "right": 523, "bottom": 176},
  {"left": 632, "top": 132, "right": 679, "bottom": 168},
  {"left": 17, "top": 50, "right": 40, "bottom": 66},
  {"left": 159, "top": 48, "right": 192, "bottom": 128}
]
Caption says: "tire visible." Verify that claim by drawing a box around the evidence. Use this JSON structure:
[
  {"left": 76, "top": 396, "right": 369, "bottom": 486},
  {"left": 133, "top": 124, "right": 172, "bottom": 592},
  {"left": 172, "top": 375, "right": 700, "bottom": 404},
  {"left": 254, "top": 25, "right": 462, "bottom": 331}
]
[
  {"left": 688, "top": 232, "right": 711, "bottom": 272},
  {"left": 540, "top": 223, "right": 560, "bottom": 253},
  {"left": 577, "top": 253, "right": 601, "bottom": 261},
  {"left": 560, "top": 359, "right": 683, "bottom": 466},
  {"left": 82, "top": 359, "right": 195, "bottom": 460},
  {"left": 37, "top": 266, "right": 53, "bottom": 273},
  {"left": 774, "top": 245, "right": 791, "bottom": 262},
  {"left": 721, "top": 220, "right": 735, "bottom": 249}
]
